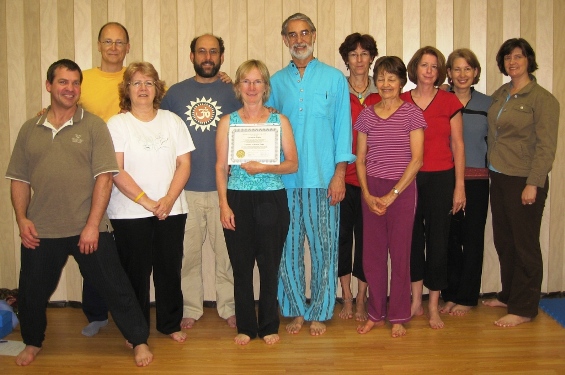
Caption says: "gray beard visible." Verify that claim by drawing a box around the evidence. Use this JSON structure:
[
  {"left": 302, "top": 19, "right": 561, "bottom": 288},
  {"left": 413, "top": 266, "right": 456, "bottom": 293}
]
[{"left": 289, "top": 43, "right": 314, "bottom": 60}]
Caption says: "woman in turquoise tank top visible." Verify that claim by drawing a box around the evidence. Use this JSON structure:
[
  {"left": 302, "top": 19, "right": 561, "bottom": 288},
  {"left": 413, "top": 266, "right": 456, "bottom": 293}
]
[{"left": 216, "top": 60, "right": 298, "bottom": 345}]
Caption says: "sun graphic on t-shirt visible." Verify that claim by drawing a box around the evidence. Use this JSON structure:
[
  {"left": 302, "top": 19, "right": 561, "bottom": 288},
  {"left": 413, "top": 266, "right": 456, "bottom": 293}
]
[{"left": 185, "top": 97, "right": 223, "bottom": 132}]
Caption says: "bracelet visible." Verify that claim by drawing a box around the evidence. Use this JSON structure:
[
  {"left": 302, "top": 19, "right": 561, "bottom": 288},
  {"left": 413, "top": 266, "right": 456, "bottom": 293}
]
[{"left": 134, "top": 191, "right": 146, "bottom": 203}]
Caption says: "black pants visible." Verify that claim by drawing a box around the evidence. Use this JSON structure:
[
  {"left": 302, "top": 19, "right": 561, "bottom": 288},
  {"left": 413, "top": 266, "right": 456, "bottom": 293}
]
[
  {"left": 82, "top": 279, "right": 108, "bottom": 322},
  {"left": 223, "top": 189, "right": 289, "bottom": 339},
  {"left": 18, "top": 232, "right": 149, "bottom": 348},
  {"left": 411, "top": 169, "right": 454, "bottom": 290},
  {"left": 489, "top": 172, "right": 548, "bottom": 318},
  {"left": 338, "top": 183, "right": 366, "bottom": 282},
  {"left": 111, "top": 214, "right": 186, "bottom": 335},
  {"left": 442, "top": 179, "right": 489, "bottom": 306}
]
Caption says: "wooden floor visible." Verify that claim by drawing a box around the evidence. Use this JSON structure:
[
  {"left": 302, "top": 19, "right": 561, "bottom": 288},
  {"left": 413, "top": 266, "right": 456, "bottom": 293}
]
[{"left": 1, "top": 300, "right": 564, "bottom": 374}]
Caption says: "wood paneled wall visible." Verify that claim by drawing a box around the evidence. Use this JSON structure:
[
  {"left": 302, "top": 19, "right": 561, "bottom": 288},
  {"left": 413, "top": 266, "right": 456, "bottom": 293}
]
[{"left": 1, "top": 0, "right": 563, "bottom": 301}]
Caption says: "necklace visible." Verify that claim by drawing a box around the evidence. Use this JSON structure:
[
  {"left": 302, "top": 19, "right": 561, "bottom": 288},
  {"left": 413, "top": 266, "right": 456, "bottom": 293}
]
[
  {"left": 242, "top": 108, "right": 265, "bottom": 123},
  {"left": 348, "top": 77, "right": 370, "bottom": 99}
]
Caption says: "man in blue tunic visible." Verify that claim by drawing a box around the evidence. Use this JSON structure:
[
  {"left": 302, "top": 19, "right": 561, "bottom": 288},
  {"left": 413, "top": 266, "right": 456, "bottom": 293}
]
[{"left": 267, "top": 13, "right": 354, "bottom": 336}]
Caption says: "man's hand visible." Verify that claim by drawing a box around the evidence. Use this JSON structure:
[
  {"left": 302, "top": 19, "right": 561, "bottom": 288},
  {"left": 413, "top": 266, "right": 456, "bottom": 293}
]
[
  {"left": 78, "top": 223, "right": 99, "bottom": 254},
  {"left": 218, "top": 71, "right": 232, "bottom": 84},
  {"left": 18, "top": 218, "right": 40, "bottom": 249},
  {"left": 327, "top": 174, "right": 346, "bottom": 206},
  {"left": 265, "top": 106, "right": 280, "bottom": 114}
]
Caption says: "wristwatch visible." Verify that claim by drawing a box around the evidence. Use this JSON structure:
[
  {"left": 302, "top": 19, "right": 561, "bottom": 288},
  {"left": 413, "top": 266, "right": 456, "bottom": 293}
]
[{"left": 392, "top": 187, "right": 400, "bottom": 195}]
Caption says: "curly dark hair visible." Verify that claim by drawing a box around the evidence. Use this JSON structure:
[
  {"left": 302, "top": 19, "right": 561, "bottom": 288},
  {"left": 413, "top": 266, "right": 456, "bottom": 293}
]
[{"left": 338, "top": 33, "right": 378, "bottom": 68}]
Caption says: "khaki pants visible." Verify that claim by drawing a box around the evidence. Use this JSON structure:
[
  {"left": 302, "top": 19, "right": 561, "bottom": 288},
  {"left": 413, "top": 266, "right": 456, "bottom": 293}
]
[{"left": 181, "top": 191, "right": 235, "bottom": 319}]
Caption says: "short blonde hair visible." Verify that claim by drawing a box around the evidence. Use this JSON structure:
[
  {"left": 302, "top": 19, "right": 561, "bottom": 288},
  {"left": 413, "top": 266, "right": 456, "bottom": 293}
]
[
  {"left": 233, "top": 60, "right": 271, "bottom": 103},
  {"left": 118, "top": 61, "right": 166, "bottom": 111}
]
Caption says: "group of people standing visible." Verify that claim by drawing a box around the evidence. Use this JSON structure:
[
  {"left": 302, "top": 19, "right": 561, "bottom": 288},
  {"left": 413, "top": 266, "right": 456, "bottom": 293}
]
[
  {"left": 337, "top": 32, "right": 559, "bottom": 337},
  {"left": 5, "top": 11, "right": 559, "bottom": 368}
]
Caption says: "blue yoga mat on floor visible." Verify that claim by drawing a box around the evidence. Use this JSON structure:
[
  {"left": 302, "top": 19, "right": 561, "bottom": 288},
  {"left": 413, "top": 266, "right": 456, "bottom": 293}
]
[{"left": 539, "top": 298, "right": 565, "bottom": 328}]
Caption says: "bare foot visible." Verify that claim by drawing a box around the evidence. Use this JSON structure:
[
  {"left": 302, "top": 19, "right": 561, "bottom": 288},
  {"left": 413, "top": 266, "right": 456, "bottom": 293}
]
[
  {"left": 181, "top": 317, "right": 196, "bottom": 329},
  {"left": 450, "top": 304, "right": 472, "bottom": 316},
  {"left": 226, "top": 315, "right": 237, "bottom": 328},
  {"left": 133, "top": 344, "right": 153, "bottom": 367},
  {"left": 339, "top": 298, "right": 354, "bottom": 319},
  {"left": 355, "top": 298, "right": 368, "bottom": 321},
  {"left": 440, "top": 301, "right": 456, "bottom": 314},
  {"left": 286, "top": 316, "right": 304, "bottom": 334},
  {"left": 263, "top": 334, "right": 280, "bottom": 345},
  {"left": 494, "top": 314, "right": 531, "bottom": 327},
  {"left": 411, "top": 302, "right": 424, "bottom": 317},
  {"left": 234, "top": 333, "right": 251, "bottom": 345},
  {"left": 170, "top": 331, "right": 187, "bottom": 343},
  {"left": 482, "top": 299, "right": 507, "bottom": 308},
  {"left": 125, "top": 340, "right": 133, "bottom": 349},
  {"left": 357, "top": 319, "right": 384, "bottom": 334},
  {"left": 428, "top": 309, "right": 445, "bottom": 329},
  {"left": 391, "top": 323, "right": 406, "bottom": 338},
  {"left": 310, "top": 321, "right": 326, "bottom": 336},
  {"left": 15, "top": 345, "right": 41, "bottom": 366}
]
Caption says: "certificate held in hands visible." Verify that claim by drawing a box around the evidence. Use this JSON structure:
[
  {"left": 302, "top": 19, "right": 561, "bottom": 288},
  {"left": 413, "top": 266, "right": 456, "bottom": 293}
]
[{"left": 228, "top": 124, "right": 281, "bottom": 165}]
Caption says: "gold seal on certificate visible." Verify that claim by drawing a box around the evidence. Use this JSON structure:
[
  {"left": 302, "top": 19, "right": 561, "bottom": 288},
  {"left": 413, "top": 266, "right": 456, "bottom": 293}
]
[{"left": 228, "top": 124, "right": 281, "bottom": 165}]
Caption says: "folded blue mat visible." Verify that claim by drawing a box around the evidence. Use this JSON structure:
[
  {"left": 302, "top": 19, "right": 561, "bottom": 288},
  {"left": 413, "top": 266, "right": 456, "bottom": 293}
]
[{"left": 539, "top": 298, "right": 565, "bottom": 328}]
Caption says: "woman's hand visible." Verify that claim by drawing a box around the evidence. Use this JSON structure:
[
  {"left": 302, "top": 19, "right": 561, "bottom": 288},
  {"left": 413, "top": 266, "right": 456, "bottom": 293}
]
[
  {"left": 240, "top": 161, "right": 265, "bottom": 175},
  {"left": 521, "top": 184, "right": 538, "bottom": 205},
  {"left": 138, "top": 195, "right": 158, "bottom": 214},
  {"left": 380, "top": 191, "right": 398, "bottom": 208},
  {"left": 452, "top": 184, "right": 466, "bottom": 214},
  {"left": 220, "top": 204, "right": 236, "bottom": 230},
  {"left": 363, "top": 193, "right": 387, "bottom": 216},
  {"left": 154, "top": 194, "right": 175, "bottom": 220}
]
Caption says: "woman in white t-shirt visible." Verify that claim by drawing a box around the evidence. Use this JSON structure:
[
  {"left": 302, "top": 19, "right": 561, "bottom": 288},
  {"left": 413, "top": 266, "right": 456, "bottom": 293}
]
[{"left": 107, "top": 62, "right": 195, "bottom": 343}]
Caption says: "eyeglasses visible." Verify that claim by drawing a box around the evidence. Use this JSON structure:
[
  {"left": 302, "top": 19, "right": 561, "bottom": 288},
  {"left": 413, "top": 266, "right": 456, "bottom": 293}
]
[
  {"left": 504, "top": 54, "right": 525, "bottom": 62},
  {"left": 196, "top": 49, "right": 220, "bottom": 57},
  {"left": 241, "top": 79, "right": 265, "bottom": 86},
  {"left": 348, "top": 52, "right": 371, "bottom": 60},
  {"left": 100, "top": 39, "right": 127, "bottom": 48},
  {"left": 287, "top": 30, "right": 312, "bottom": 40},
  {"left": 129, "top": 81, "right": 155, "bottom": 88}
]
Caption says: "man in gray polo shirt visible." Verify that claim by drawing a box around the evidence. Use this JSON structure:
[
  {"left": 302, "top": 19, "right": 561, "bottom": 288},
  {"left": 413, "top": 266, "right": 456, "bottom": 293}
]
[{"left": 6, "top": 59, "right": 152, "bottom": 367}]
